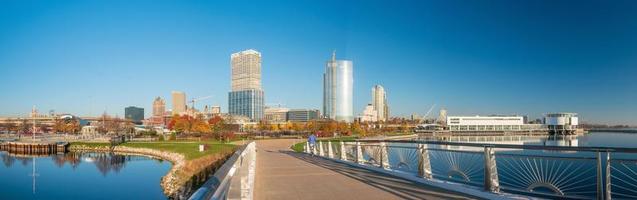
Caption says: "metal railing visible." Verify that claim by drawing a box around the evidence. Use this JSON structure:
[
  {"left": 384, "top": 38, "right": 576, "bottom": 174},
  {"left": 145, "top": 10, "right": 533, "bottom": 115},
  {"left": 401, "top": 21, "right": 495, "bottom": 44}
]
[
  {"left": 304, "top": 139, "right": 637, "bottom": 200},
  {"left": 189, "top": 141, "right": 256, "bottom": 200}
]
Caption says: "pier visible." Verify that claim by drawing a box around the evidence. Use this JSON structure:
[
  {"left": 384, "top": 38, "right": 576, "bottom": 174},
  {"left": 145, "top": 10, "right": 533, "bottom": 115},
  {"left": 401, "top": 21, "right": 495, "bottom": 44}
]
[{"left": 0, "top": 141, "right": 69, "bottom": 155}]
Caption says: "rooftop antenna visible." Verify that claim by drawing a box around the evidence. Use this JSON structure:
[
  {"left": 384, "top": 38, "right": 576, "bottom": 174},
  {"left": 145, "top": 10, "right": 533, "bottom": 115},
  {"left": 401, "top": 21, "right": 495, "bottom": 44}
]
[{"left": 331, "top": 50, "right": 336, "bottom": 61}]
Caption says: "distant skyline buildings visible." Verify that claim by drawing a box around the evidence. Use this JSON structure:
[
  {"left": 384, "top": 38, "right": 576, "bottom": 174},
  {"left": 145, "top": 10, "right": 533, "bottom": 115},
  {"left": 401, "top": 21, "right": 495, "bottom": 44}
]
[
  {"left": 2, "top": 1, "right": 637, "bottom": 125},
  {"left": 228, "top": 49, "right": 264, "bottom": 121},
  {"left": 171, "top": 91, "right": 186, "bottom": 115},
  {"left": 152, "top": 97, "right": 166, "bottom": 117},
  {"left": 372, "top": 85, "right": 388, "bottom": 121},
  {"left": 323, "top": 51, "right": 354, "bottom": 123}
]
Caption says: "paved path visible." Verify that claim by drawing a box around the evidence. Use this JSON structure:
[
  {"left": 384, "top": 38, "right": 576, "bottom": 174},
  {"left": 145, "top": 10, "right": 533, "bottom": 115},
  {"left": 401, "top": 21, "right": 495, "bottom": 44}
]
[{"left": 254, "top": 139, "right": 479, "bottom": 200}]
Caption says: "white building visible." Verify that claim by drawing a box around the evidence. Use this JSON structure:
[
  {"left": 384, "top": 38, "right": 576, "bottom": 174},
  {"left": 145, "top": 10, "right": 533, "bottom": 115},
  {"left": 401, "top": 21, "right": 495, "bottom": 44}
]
[
  {"left": 544, "top": 113, "right": 578, "bottom": 135},
  {"left": 358, "top": 104, "right": 377, "bottom": 122},
  {"left": 446, "top": 115, "right": 544, "bottom": 132}
]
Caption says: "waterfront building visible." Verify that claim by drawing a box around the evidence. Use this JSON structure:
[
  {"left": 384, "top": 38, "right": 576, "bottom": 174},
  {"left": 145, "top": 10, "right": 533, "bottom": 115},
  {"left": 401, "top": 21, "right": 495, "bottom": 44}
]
[
  {"left": 323, "top": 51, "right": 353, "bottom": 122},
  {"left": 544, "top": 113, "right": 579, "bottom": 135},
  {"left": 358, "top": 104, "right": 378, "bottom": 122},
  {"left": 287, "top": 109, "right": 320, "bottom": 122},
  {"left": 228, "top": 49, "right": 264, "bottom": 121},
  {"left": 372, "top": 85, "right": 388, "bottom": 121},
  {"left": 446, "top": 115, "right": 544, "bottom": 132},
  {"left": 264, "top": 107, "right": 289, "bottom": 123},
  {"left": 172, "top": 91, "right": 186, "bottom": 115},
  {"left": 125, "top": 106, "right": 144, "bottom": 124}
]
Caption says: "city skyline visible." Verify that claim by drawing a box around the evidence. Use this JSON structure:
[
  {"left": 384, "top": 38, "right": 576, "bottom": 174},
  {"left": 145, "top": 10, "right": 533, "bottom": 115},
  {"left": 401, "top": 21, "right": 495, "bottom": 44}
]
[{"left": 1, "top": 1, "right": 636, "bottom": 125}]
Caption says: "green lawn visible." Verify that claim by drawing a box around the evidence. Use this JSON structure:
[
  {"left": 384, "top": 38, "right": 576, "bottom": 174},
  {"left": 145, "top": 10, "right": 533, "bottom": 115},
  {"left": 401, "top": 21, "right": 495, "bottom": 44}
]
[{"left": 71, "top": 141, "right": 236, "bottom": 160}]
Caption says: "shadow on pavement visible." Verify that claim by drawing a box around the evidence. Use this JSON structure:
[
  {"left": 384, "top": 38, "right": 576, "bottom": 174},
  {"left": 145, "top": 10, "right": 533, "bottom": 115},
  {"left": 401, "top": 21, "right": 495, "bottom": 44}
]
[{"left": 280, "top": 150, "right": 480, "bottom": 200}]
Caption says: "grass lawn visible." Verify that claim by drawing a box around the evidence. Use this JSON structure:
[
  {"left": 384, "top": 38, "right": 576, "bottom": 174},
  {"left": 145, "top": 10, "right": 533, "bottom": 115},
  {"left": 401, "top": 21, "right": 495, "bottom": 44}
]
[{"left": 71, "top": 140, "right": 236, "bottom": 160}]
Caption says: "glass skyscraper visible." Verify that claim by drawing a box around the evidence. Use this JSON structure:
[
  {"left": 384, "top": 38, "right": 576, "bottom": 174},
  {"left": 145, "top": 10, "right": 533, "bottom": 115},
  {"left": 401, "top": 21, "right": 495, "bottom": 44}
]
[
  {"left": 229, "top": 49, "right": 264, "bottom": 121},
  {"left": 323, "top": 51, "right": 353, "bottom": 122}
]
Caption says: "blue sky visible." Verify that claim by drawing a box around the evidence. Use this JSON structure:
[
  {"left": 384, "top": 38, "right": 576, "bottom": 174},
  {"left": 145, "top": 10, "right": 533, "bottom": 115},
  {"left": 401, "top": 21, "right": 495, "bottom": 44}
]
[{"left": 1, "top": 0, "right": 636, "bottom": 125}]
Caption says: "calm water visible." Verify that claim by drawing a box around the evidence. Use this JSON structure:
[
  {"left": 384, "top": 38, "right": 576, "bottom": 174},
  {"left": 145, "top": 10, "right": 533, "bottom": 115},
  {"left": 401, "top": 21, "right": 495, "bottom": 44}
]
[{"left": 0, "top": 152, "right": 171, "bottom": 200}]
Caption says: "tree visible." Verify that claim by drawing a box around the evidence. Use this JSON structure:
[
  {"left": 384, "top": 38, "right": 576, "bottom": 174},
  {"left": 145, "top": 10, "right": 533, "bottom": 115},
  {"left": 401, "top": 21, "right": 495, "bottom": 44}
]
[
  {"left": 191, "top": 116, "right": 210, "bottom": 134},
  {"left": 352, "top": 121, "right": 366, "bottom": 137},
  {"left": 208, "top": 116, "right": 225, "bottom": 134},
  {"left": 53, "top": 118, "right": 65, "bottom": 133}
]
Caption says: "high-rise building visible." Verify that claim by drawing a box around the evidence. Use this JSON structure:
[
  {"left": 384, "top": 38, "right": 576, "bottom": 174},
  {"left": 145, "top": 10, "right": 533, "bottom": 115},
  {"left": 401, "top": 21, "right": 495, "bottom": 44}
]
[
  {"left": 172, "top": 91, "right": 186, "bottom": 115},
  {"left": 229, "top": 49, "right": 264, "bottom": 121},
  {"left": 372, "top": 85, "right": 388, "bottom": 121},
  {"left": 152, "top": 97, "right": 166, "bottom": 117},
  {"left": 125, "top": 106, "right": 144, "bottom": 124},
  {"left": 323, "top": 51, "right": 353, "bottom": 122}
]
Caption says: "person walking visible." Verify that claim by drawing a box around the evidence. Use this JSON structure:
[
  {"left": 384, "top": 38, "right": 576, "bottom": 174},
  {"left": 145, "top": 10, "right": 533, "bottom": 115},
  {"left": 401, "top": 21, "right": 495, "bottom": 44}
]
[{"left": 308, "top": 133, "right": 317, "bottom": 156}]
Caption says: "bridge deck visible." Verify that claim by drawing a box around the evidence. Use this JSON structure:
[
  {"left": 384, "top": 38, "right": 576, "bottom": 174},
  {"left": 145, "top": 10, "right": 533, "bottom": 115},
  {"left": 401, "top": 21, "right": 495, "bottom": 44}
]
[{"left": 254, "top": 139, "right": 479, "bottom": 200}]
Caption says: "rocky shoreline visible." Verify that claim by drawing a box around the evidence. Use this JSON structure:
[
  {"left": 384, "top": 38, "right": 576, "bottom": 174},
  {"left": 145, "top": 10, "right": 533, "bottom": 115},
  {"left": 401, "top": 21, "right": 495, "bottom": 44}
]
[{"left": 69, "top": 145, "right": 186, "bottom": 197}]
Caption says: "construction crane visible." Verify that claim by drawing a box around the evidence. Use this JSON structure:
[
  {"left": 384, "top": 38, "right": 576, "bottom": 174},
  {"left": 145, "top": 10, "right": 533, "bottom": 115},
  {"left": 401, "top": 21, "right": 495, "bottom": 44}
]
[{"left": 190, "top": 95, "right": 213, "bottom": 111}]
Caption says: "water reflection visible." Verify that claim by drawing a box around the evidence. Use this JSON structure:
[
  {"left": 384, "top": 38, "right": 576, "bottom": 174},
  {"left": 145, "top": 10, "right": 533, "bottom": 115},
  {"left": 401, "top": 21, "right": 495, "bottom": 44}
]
[{"left": 0, "top": 151, "right": 171, "bottom": 199}]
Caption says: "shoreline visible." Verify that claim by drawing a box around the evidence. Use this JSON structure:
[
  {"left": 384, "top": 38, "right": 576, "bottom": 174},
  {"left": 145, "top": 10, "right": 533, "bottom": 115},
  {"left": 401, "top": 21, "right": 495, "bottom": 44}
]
[{"left": 69, "top": 145, "right": 186, "bottom": 197}]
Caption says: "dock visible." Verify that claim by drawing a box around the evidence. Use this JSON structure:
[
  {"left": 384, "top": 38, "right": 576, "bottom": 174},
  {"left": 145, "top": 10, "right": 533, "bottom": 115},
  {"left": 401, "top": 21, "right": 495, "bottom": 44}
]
[{"left": 0, "top": 141, "right": 69, "bottom": 155}]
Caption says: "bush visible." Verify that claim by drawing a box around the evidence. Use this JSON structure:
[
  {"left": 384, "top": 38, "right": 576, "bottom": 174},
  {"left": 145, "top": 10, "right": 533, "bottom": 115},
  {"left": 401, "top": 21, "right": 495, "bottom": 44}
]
[
  {"left": 158, "top": 134, "right": 165, "bottom": 141},
  {"left": 169, "top": 133, "right": 177, "bottom": 141}
]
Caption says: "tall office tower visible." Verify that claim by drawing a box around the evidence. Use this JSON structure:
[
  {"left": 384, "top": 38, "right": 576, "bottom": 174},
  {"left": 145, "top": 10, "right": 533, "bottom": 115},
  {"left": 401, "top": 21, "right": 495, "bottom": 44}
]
[
  {"left": 323, "top": 51, "right": 353, "bottom": 122},
  {"left": 228, "top": 49, "right": 264, "bottom": 121},
  {"left": 372, "top": 85, "right": 388, "bottom": 121},
  {"left": 152, "top": 97, "right": 166, "bottom": 117},
  {"left": 172, "top": 91, "right": 186, "bottom": 115}
]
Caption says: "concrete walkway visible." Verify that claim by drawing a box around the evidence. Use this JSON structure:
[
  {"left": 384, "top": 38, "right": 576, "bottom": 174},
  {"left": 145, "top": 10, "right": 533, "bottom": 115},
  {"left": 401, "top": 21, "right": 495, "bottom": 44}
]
[{"left": 254, "top": 139, "right": 479, "bottom": 200}]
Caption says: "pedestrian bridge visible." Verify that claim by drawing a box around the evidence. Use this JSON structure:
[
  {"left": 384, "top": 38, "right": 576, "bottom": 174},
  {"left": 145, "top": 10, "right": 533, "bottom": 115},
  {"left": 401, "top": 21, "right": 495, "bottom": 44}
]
[{"left": 190, "top": 139, "right": 637, "bottom": 200}]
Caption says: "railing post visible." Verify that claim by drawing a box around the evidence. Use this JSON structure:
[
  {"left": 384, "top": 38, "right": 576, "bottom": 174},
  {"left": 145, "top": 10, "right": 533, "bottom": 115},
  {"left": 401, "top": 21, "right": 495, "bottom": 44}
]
[
  {"left": 380, "top": 142, "right": 390, "bottom": 169},
  {"left": 484, "top": 146, "right": 500, "bottom": 193},
  {"left": 605, "top": 152, "right": 611, "bottom": 200},
  {"left": 356, "top": 142, "right": 364, "bottom": 164},
  {"left": 340, "top": 141, "right": 347, "bottom": 161},
  {"left": 597, "top": 152, "right": 602, "bottom": 200},
  {"left": 305, "top": 141, "right": 310, "bottom": 153},
  {"left": 418, "top": 144, "right": 432, "bottom": 179},
  {"left": 318, "top": 141, "right": 324, "bottom": 156},
  {"left": 327, "top": 140, "right": 334, "bottom": 159}
]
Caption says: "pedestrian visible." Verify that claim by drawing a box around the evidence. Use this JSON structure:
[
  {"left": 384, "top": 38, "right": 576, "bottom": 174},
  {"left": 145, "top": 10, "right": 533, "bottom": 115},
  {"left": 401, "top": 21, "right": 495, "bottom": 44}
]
[{"left": 308, "top": 133, "right": 317, "bottom": 156}]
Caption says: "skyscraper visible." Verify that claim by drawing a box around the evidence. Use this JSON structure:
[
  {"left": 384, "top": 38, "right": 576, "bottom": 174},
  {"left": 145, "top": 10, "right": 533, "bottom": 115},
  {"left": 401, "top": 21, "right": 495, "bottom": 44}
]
[
  {"left": 172, "top": 91, "right": 186, "bottom": 115},
  {"left": 372, "top": 85, "right": 388, "bottom": 121},
  {"left": 323, "top": 51, "right": 353, "bottom": 122},
  {"left": 228, "top": 49, "right": 264, "bottom": 121},
  {"left": 152, "top": 97, "right": 166, "bottom": 117}
]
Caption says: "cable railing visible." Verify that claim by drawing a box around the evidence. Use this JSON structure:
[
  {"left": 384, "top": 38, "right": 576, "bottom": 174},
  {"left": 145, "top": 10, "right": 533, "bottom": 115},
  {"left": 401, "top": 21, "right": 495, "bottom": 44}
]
[{"left": 304, "top": 139, "right": 637, "bottom": 200}]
